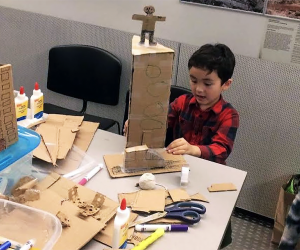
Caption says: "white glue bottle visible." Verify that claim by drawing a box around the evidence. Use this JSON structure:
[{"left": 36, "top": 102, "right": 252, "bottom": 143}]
[
  {"left": 15, "top": 86, "right": 28, "bottom": 121},
  {"left": 112, "top": 198, "right": 130, "bottom": 249},
  {"left": 30, "top": 82, "right": 44, "bottom": 119}
]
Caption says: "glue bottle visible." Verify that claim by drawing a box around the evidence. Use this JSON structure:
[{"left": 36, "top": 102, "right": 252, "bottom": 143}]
[
  {"left": 30, "top": 82, "right": 44, "bottom": 119},
  {"left": 112, "top": 198, "right": 130, "bottom": 249},
  {"left": 15, "top": 86, "right": 28, "bottom": 121}
]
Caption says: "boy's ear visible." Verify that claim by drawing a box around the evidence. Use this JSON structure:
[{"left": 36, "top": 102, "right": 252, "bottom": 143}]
[{"left": 222, "top": 79, "right": 232, "bottom": 91}]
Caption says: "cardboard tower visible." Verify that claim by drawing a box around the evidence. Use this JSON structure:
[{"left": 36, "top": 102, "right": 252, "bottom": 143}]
[{"left": 124, "top": 35, "right": 174, "bottom": 170}]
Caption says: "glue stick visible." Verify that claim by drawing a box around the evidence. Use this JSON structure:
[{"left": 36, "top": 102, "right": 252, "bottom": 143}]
[
  {"left": 112, "top": 198, "right": 130, "bottom": 249},
  {"left": 15, "top": 86, "right": 28, "bottom": 121},
  {"left": 30, "top": 82, "right": 44, "bottom": 119}
]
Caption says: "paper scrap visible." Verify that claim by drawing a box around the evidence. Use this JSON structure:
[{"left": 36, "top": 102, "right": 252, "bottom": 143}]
[{"left": 132, "top": 189, "right": 165, "bottom": 213}]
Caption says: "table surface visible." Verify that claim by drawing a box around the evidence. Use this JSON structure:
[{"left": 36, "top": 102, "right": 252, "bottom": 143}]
[{"left": 80, "top": 129, "right": 247, "bottom": 250}]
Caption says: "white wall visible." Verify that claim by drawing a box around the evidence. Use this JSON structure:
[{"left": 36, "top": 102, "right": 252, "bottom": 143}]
[{"left": 0, "top": 0, "right": 266, "bottom": 58}]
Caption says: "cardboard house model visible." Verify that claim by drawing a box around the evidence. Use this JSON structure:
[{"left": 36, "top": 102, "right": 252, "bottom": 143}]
[
  {"left": 124, "top": 35, "right": 174, "bottom": 170},
  {"left": 0, "top": 64, "right": 18, "bottom": 152}
]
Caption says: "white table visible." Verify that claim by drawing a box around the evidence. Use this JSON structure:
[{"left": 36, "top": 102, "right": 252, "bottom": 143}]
[{"left": 81, "top": 129, "right": 247, "bottom": 250}]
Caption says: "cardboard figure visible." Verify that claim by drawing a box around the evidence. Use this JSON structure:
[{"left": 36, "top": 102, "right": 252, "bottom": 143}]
[{"left": 132, "top": 6, "right": 166, "bottom": 46}]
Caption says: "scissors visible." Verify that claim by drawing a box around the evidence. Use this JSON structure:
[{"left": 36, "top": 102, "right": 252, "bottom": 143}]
[{"left": 164, "top": 201, "right": 206, "bottom": 224}]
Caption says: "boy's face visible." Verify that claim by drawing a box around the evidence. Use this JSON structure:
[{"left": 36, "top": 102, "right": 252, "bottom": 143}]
[{"left": 189, "top": 67, "right": 232, "bottom": 110}]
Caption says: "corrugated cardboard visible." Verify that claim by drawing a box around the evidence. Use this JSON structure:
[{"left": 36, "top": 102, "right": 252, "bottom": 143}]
[
  {"left": 27, "top": 172, "right": 118, "bottom": 250},
  {"left": 33, "top": 114, "right": 84, "bottom": 165},
  {"left": 208, "top": 183, "right": 237, "bottom": 192},
  {"left": 132, "top": 189, "right": 166, "bottom": 213},
  {"left": 0, "top": 64, "right": 18, "bottom": 151},
  {"left": 104, "top": 149, "right": 187, "bottom": 178},
  {"left": 168, "top": 188, "right": 191, "bottom": 202},
  {"left": 124, "top": 35, "right": 174, "bottom": 170}
]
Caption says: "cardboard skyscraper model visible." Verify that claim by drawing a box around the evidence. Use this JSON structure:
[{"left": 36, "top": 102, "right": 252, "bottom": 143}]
[
  {"left": 124, "top": 33, "right": 174, "bottom": 170},
  {"left": 0, "top": 64, "right": 18, "bottom": 152}
]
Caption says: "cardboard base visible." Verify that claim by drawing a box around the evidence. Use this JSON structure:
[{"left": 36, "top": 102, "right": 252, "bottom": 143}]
[{"left": 104, "top": 150, "right": 187, "bottom": 178}]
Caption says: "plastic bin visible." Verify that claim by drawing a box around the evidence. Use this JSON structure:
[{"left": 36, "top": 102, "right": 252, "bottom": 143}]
[
  {"left": 0, "top": 199, "right": 62, "bottom": 250},
  {"left": 0, "top": 126, "right": 46, "bottom": 195}
]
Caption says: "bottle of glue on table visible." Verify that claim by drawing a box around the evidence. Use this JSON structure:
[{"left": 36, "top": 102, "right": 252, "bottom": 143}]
[
  {"left": 15, "top": 86, "right": 28, "bottom": 121},
  {"left": 30, "top": 82, "right": 44, "bottom": 119},
  {"left": 112, "top": 198, "right": 130, "bottom": 249}
]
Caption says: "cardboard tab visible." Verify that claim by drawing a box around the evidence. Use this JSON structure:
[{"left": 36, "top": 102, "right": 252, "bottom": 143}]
[
  {"left": 208, "top": 183, "right": 237, "bottom": 192},
  {"left": 132, "top": 189, "right": 166, "bottom": 213},
  {"left": 190, "top": 193, "right": 209, "bottom": 203}
]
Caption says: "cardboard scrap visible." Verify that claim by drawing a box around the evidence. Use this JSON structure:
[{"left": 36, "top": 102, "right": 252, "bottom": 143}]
[
  {"left": 33, "top": 114, "right": 84, "bottom": 165},
  {"left": 118, "top": 192, "right": 139, "bottom": 207},
  {"left": 208, "top": 183, "right": 237, "bottom": 192},
  {"left": 26, "top": 172, "right": 119, "bottom": 250},
  {"left": 94, "top": 212, "right": 138, "bottom": 247},
  {"left": 124, "top": 145, "right": 165, "bottom": 170},
  {"left": 190, "top": 193, "right": 209, "bottom": 203},
  {"left": 104, "top": 149, "right": 187, "bottom": 178},
  {"left": 168, "top": 188, "right": 191, "bottom": 202},
  {"left": 128, "top": 232, "right": 146, "bottom": 246},
  {"left": 132, "top": 189, "right": 165, "bottom": 213},
  {"left": 0, "top": 64, "right": 18, "bottom": 152}
]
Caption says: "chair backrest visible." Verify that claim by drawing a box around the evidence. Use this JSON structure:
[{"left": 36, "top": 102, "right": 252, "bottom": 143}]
[{"left": 47, "top": 45, "right": 122, "bottom": 105}]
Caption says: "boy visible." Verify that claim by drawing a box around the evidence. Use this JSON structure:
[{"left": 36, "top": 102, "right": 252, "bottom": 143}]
[
  {"left": 166, "top": 43, "right": 239, "bottom": 165},
  {"left": 279, "top": 190, "right": 300, "bottom": 250},
  {"left": 124, "top": 43, "right": 239, "bottom": 164}
]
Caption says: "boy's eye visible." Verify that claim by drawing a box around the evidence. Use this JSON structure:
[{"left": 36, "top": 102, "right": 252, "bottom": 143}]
[
  {"left": 190, "top": 79, "right": 197, "bottom": 84},
  {"left": 204, "top": 82, "right": 212, "bottom": 86}
]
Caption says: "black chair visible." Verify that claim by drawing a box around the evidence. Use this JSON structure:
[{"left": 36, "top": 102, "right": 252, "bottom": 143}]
[
  {"left": 44, "top": 45, "right": 122, "bottom": 134},
  {"left": 122, "top": 85, "right": 192, "bottom": 145}
]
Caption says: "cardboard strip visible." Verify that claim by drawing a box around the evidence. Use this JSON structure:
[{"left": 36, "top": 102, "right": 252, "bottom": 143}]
[
  {"left": 132, "top": 190, "right": 166, "bottom": 213},
  {"left": 208, "top": 183, "right": 237, "bottom": 192}
]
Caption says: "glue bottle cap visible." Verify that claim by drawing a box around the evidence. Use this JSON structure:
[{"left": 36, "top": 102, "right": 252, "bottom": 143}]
[
  {"left": 120, "top": 198, "right": 127, "bottom": 210},
  {"left": 20, "top": 86, "right": 24, "bottom": 95},
  {"left": 34, "top": 82, "right": 39, "bottom": 90}
]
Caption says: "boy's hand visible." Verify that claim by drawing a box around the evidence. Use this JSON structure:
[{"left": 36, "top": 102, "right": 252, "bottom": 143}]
[
  {"left": 166, "top": 138, "right": 201, "bottom": 157},
  {"left": 123, "top": 120, "right": 128, "bottom": 136}
]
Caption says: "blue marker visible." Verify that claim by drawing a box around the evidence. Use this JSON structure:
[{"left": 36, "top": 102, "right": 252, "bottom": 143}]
[{"left": 0, "top": 241, "right": 11, "bottom": 250}]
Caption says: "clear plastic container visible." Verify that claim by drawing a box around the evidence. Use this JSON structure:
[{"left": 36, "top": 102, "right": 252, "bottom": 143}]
[
  {"left": 0, "top": 199, "right": 62, "bottom": 250},
  {"left": 0, "top": 126, "right": 46, "bottom": 195}
]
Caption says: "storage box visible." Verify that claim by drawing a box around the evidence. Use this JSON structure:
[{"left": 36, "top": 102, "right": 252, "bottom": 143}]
[
  {"left": 0, "top": 126, "right": 44, "bottom": 195},
  {"left": 0, "top": 199, "right": 62, "bottom": 250},
  {"left": 0, "top": 64, "right": 18, "bottom": 152}
]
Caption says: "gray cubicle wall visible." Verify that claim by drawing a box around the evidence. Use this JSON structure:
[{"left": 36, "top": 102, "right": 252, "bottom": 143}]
[
  {"left": 0, "top": 6, "right": 180, "bottom": 134},
  {"left": 177, "top": 44, "right": 300, "bottom": 217}
]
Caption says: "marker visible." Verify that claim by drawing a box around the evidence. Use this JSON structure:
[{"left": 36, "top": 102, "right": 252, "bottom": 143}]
[
  {"left": 131, "top": 228, "right": 165, "bottom": 250},
  {"left": 78, "top": 164, "right": 103, "bottom": 185},
  {"left": 0, "top": 237, "right": 22, "bottom": 249},
  {"left": 135, "top": 224, "right": 188, "bottom": 232},
  {"left": 20, "top": 239, "right": 35, "bottom": 250},
  {"left": 0, "top": 241, "right": 11, "bottom": 250}
]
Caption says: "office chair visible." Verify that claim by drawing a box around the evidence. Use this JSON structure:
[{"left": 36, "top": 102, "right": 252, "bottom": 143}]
[
  {"left": 122, "top": 85, "right": 192, "bottom": 145},
  {"left": 44, "top": 45, "right": 122, "bottom": 134}
]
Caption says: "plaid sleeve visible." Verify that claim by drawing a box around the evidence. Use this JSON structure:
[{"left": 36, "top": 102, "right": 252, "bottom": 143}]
[
  {"left": 168, "top": 95, "right": 185, "bottom": 128},
  {"left": 198, "top": 110, "right": 239, "bottom": 164},
  {"left": 279, "top": 190, "right": 300, "bottom": 250}
]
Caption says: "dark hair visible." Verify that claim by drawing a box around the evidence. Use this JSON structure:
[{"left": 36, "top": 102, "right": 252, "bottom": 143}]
[{"left": 188, "top": 44, "right": 235, "bottom": 85}]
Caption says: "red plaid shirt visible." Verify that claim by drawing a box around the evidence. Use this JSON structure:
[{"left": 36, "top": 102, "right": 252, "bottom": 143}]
[{"left": 168, "top": 94, "right": 239, "bottom": 165}]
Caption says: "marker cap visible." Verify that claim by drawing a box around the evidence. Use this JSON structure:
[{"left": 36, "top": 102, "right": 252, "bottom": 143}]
[{"left": 171, "top": 224, "right": 188, "bottom": 231}]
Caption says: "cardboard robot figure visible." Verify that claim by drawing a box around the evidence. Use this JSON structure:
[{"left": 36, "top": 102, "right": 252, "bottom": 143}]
[{"left": 132, "top": 6, "right": 166, "bottom": 46}]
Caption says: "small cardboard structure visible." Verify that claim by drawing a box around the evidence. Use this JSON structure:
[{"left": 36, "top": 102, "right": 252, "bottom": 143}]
[
  {"left": 0, "top": 64, "right": 18, "bottom": 151},
  {"left": 124, "top": 35, "right": 174, "bottom": 171},
  {"left": 26, "top": 172, "right": 119, "bottom": 250}
]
